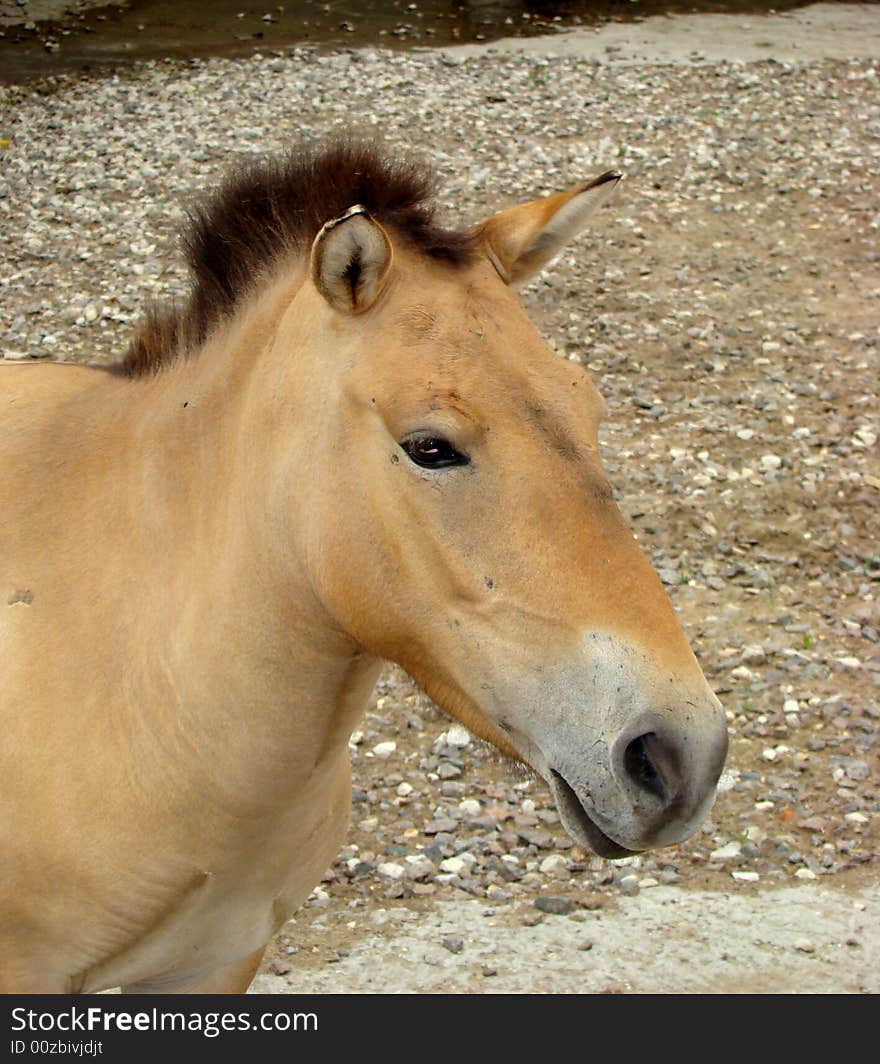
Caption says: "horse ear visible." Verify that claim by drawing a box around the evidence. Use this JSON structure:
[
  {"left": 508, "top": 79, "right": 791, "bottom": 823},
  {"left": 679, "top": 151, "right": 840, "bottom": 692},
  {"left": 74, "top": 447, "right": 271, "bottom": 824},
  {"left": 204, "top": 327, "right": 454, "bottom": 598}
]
[
  {"left": 477, "top": 171, "right": 622, "bottom": 286},
  {"left": 310, "top": 206, "right": 393, "bottom": 313}
]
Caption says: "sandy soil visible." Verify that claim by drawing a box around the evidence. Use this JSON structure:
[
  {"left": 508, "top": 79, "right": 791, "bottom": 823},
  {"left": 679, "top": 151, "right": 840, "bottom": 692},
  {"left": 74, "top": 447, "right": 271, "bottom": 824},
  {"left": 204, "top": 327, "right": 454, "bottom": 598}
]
[
  {"left": 251, "top": 882, "right": 878, "bottom": 994},
  {"left": 442, "top": 2, "right": 880, "bottom": 64}
]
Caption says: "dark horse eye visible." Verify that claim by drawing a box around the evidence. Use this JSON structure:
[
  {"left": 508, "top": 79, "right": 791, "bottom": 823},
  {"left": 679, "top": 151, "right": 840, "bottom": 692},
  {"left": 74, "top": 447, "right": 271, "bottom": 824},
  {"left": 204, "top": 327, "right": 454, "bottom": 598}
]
[{"left": 401, "top": 436, "right": 469, "bottom": 470}]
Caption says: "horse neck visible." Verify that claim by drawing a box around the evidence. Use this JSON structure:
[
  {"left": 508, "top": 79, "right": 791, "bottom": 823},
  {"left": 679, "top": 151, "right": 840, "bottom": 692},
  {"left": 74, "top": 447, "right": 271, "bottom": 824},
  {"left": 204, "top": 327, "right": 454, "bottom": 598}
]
[{"left": 95, "top": 271, "right": 379, "bottom": 801}]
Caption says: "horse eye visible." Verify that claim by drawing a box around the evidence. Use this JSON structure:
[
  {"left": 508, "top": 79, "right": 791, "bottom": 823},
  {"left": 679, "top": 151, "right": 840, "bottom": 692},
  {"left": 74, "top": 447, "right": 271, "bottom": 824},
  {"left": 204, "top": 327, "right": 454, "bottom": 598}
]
[{"left": 401, "top": 436, "right": 469, "bottom": 470}]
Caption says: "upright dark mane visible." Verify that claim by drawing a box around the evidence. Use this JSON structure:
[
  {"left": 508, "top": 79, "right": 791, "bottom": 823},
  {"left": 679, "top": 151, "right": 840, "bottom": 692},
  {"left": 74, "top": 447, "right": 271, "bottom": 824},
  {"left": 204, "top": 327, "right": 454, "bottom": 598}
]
[{"left": 116, "top": 140, "right": 476, "bottom": 377}]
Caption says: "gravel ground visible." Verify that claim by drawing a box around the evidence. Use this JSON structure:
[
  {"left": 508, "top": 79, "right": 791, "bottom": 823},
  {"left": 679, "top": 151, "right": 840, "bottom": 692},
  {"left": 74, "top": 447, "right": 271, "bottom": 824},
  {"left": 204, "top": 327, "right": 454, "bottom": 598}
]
[{"left": 1, "top": 5, "right": 877, "bottom": 994}]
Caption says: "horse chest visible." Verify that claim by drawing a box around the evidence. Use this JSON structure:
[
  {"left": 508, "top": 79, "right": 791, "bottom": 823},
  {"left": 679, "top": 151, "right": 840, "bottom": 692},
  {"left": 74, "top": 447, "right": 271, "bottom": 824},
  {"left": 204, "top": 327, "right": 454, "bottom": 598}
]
[{"left": 84, "top": 773, "right": 352, "bottom": 992}]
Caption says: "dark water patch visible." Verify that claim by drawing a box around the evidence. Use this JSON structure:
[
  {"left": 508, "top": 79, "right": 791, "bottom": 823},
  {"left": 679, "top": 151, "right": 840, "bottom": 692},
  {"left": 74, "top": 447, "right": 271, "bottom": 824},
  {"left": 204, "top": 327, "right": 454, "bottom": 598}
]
[{"left": 0, "top": 1, "right": 831, "bottom": 85}]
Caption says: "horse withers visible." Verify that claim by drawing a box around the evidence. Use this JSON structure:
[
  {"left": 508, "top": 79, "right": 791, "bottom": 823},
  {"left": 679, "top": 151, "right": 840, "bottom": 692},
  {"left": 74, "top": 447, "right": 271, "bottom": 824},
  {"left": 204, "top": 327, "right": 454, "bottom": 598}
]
[{"left": 0, "top": 142, "right": 727, "bottom": 993}]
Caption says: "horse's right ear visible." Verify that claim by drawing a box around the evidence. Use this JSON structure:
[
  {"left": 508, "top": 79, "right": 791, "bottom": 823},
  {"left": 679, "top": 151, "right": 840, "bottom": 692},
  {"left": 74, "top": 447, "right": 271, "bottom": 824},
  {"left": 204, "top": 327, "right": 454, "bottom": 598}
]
[
  {"left": 310, "top": 206, "right": 393, "bottom": 314},
  {"left": 476, "top": 170, "right": 621, "bottom": 286}
]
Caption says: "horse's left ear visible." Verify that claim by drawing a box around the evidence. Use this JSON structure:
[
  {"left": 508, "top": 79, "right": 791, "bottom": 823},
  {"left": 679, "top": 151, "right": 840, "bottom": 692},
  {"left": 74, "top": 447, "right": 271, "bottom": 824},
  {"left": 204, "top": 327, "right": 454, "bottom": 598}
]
[
  {"left": 476, "top": 170, "right": 622, "bottom": 286},
  {"left": 310, "top": 206, "right": 393, "bottom": 313}
]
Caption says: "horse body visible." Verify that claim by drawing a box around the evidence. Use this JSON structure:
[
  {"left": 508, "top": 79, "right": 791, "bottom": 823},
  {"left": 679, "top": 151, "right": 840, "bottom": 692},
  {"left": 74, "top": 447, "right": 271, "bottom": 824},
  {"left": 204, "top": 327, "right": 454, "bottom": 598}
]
[
  {"left": 1, "top": 305, "right": 379, "bottom": 992},
  {"left": 1, "top": 144, "right": 727, "bottom": 992}
]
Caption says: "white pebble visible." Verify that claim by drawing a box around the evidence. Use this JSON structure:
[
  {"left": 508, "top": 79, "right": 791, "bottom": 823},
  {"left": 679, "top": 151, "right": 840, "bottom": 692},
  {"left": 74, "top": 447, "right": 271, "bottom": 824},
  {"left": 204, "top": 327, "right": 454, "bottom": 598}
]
[
  {"left": 439, "top": 856, "right": 467, "bottom": 875},
  {"left": 403, "top": 855, "right": 435, "bottom": 880},
  {"left": 444, "top": 724, "right": 472, "bottom": 747},
  {"left": 539, "top": 854, "right": 569, "bottom": 875},
  {"left": 372, "top": 740, "right": 397, "bottom": 759},
  {"left": 710, "top": 841, "right": 742, "bottom": 860},
  {"left": 377, "top": 862, "right": 405, "bottom": 881}
]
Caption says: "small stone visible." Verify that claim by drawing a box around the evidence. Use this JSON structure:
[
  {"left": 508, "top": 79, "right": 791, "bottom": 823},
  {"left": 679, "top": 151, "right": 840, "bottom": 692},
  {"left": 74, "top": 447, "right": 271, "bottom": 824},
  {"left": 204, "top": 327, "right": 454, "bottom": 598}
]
[
  {"left": 731, "top": 871, "right": 760, "bottom": 882},
  {"left": 794, "top": 867, "right": 817, "bottom": 880},
  {"left": 441, "top": 937, "right": 464, "bottom": 954},
  {"left": 760, "top": 454, "right": 782, "bottom": 470},
  {"left": 535, "top": 896, "right": 574, "bottom": 916},
  {"left": 403, "top": 854, "right": 435, "bottom": 880},
  {"left": 617, "top": 874, "right": 640, "bottom": 896},
  {"left": 836, "top": 656, "right": 861, "bottom": 669},
  {"left": 486, "top": 885, "right": 510, "bottom": 901},
  {"left": 710, "top": 841, "right": 743, "bottom": 861},
  {"left": 845, "top": 761, "right": 870, "bottom": 781},
  {"left": 437, "top": 763, "right": 462, "bottom": 780},
  {"left": 444, "top": 724, "right": 472, "bottom": 747},
  {"left": 424, "top": 818, "right": 458, "bottom": 835},
  {"left": 396, "top": 782, "right": 413, "bottom": 797},
  {"left": 844, "top": 812, "right": 869, "bottom": 824},
  {"left": 577, "top": 939, "right": 594, "bottom": 951},
  {"left": 458, "top": 798, "right": 481, "bottom": 817},
  {"left": 372, "top": 741, "right": 396, "bottom": 759},
  {"left": 376, "top": 861, "right": 405, "bottom": 880},
  {"left": 439, "top": 856, "right": 467, "bottom": 875},
  {"left": 83, "top": 303, "right": 99, "bottom": 323},
  {"left": 539, "top": 854, "right": 569, "bottom": 876},
  {"left": 793, "top": 937, "right": 815, "bottom": 953},
  {"left": 440, "top": 782, "right": 466, "bottom": 798},
  {"left": 521, "top": 911, "right": 544, "bottom": 927}
]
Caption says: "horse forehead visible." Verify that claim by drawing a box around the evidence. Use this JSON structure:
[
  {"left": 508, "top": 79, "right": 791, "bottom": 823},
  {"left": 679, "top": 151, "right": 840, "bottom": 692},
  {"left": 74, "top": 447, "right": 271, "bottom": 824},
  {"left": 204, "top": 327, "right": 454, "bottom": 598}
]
[
  {"left": 390, "top": 299, "right": 604, "bottom": 418},
  {"left": 393, "top": 278, "right": 517, "bottom": 347}
]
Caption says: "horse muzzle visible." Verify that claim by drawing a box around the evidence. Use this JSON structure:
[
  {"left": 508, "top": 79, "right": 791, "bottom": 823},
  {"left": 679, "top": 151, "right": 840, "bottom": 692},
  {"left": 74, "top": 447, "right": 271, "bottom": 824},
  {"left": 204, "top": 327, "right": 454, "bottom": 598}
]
[
  {"left": 545, "top": 703, "right": 729, "bottom": 858},
  {"left": 495, "top": 634, "right": 729, "bottom": 858}
]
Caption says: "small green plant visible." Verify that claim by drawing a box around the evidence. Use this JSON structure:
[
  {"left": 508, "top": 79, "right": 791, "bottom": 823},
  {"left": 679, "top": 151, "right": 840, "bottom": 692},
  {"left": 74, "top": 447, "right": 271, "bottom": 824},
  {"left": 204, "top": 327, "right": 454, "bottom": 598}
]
[{"left": 802, "top": 634, "right": 814, "bottom": 650}]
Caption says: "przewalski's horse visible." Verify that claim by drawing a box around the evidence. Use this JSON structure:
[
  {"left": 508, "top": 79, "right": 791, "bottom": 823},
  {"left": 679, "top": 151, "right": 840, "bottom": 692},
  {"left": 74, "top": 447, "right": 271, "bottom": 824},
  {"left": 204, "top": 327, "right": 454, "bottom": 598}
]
[{"left": 0, "top": 142, "right": 727, "bottom": 994}]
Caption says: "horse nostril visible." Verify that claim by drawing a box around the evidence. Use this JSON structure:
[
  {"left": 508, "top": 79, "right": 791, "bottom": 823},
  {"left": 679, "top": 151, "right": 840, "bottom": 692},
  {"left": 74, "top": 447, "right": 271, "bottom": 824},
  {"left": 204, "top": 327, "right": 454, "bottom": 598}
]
[{"left": 623, "top": 733, "right": 667, "bottom": 802}]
